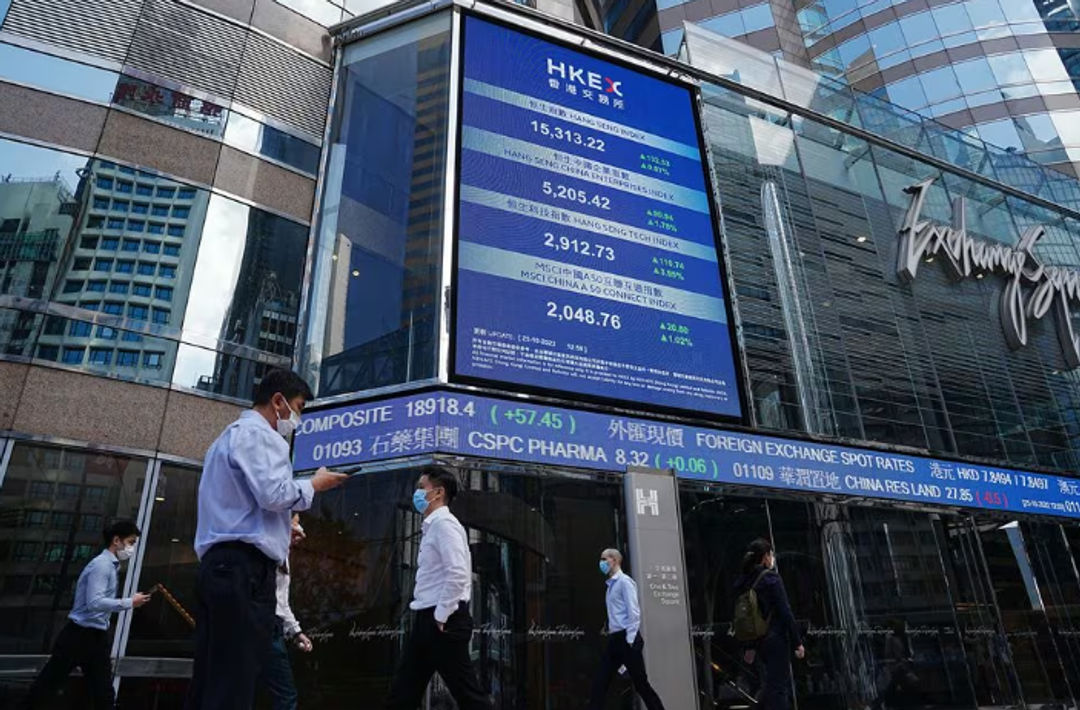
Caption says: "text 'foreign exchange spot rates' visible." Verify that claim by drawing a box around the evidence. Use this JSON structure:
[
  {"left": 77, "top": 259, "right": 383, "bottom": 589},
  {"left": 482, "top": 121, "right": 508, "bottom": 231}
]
[{"left": 453, "top": 16, "right": 743, "bottom": 418}]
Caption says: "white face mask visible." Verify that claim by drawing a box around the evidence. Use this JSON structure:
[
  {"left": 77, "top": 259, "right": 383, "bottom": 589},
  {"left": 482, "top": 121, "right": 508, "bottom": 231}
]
[
  {"left": 275, "top": 400, "right": 301, "bottom": 439},
  {"left": 116, "top": 544, "right": 136, "bottom": 562}
]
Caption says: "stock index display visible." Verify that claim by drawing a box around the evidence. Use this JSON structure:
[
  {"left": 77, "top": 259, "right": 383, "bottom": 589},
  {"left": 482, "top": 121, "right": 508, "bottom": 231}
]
[{"left": 453, "top": 16, "right": 743, "bottom": 419}]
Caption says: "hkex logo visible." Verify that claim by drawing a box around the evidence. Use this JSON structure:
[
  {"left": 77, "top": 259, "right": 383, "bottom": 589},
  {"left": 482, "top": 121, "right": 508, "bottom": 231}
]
[{"left": 546, "top": 58, "right": 623, "bottom": 97}]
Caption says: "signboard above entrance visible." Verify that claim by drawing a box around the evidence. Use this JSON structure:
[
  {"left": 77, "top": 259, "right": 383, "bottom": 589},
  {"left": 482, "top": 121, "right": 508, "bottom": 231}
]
[{"left": 293, "top": 389, "right": 1080, "bottom": 520}]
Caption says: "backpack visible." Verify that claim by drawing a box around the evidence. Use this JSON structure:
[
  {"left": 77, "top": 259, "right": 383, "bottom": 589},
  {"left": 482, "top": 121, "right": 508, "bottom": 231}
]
[{"left": 732, "top": 569, "right": 771, "bottom": 642}]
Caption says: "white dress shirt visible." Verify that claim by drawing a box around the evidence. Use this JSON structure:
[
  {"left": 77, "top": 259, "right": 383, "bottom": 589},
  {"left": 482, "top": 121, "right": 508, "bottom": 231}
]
[
  {"left": 409, "top": 506, "right": 472, "bottom": 624},
  {"left": 194, "top": 410, "right": 314, "bottom": 563},
  {"left": 276, "top": 560, "right": 301, "bottom": 637},
  {"left": 606, "top": 570, "right": 642, "bottom": 643}
]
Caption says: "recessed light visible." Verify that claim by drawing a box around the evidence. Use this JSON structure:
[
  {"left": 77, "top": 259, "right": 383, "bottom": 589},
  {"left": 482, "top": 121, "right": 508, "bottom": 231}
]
[
  {"left": 351, "top": 270, "right": 360, "bottom": 277},
  {"left": 155, "top": 496, "right": 165, "bottom": 502},
  {"left": 170, "top": 538, "right": 180, "bottom": 543},
  {"left": 856, "top": 236, "right": 867, "bottom": 243}
]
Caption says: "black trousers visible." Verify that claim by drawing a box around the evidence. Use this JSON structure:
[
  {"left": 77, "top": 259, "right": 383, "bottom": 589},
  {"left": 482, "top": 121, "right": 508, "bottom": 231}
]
[
  {"left": 185, "top": 542, "right": 277, "bottom": 710},
  {"left": 20, "top": 621, "right": 114, "bottom": 709},
  {"left": 588, "top": 631, "right": 666, "bottom": 710},
  {"left": 384, "top": 603, "right": 491, "bottom": 710},
  {"left": 758, "top": 633, "right": 794, "bottom": 710}
]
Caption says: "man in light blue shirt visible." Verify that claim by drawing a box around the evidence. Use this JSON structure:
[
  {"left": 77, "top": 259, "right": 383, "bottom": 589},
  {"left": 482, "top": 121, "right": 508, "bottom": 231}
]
[
  {"left": 589, "top": 548, "right": 666, "bottom": 710},
  {"left": 186, "top": 369, "right": 345, "bottom": 710},
  {"left": 21, "top": 520, "right": 151, "bottom": 709}
]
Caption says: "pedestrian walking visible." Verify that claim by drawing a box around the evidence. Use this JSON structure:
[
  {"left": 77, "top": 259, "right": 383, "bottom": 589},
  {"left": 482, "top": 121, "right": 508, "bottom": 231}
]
[
  {"left": 185, "top": 369, "right": 346, "bottom": 710},
  {"left": 384, "top": 467, "right": 490, "bottom": 710},
  {"left": 588, "top": 548, "right": 666, "bottom": 710},
  {"left": 21, "top": 519, "right": 152, "bottom": 709},
  {"left": 258, "top": 514, "right": 313, "bottom": 710},
  {"left": 732, "top": 538, "right": 804, "bottom": 710}
]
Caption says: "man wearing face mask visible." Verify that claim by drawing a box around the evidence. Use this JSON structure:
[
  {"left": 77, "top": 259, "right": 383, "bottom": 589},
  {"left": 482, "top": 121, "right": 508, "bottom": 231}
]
[
  {"left": 589, "top": 548, "right": 666, "bottom": 710},
  {"left": 187, "top": 369, "right": 347, "bottom": 710},
  {"left": 384, "top": 467, "right": 490, "bottom": 709},
  {"left": 21, "top": 520, "right": 151, "bottom": 709}
]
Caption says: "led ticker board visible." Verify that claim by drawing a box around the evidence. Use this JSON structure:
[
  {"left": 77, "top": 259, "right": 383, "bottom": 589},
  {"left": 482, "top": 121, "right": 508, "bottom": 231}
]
[
  {"left": 293, "top": 390, "right": 1080, "bottom": 522},
  {"left": 452, "top": 16, "right": 744, "bottom": 419}
]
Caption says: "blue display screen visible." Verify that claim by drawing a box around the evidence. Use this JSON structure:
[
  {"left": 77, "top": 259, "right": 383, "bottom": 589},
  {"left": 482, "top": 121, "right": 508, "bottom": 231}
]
[
  {"left": 293, "top": 390, "right": 1080, "bottom": 521},
  {"left": 453, "top": 16, "right": 743, "bottom": 418}
]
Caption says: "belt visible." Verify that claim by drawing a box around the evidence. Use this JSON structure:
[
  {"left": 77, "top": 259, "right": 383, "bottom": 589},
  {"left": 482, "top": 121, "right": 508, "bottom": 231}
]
[{"left": 208, "top": 540, "right": 275, "bottom": 565}]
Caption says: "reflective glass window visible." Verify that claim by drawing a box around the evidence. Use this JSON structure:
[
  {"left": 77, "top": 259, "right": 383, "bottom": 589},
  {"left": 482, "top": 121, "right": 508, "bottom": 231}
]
[
  {"left": 172, "top": 195, "right": 308, "bottom": 397},
  {"left": 86, "top": 280, "right": 105, "bottom": 292},
  {"left": 132, "top": 283, "right": 152, "bottom": 297},
  {"left": 112, "top": 75, "right": 227, "bottom": 139},
  {"left": 127, "top": 220, "right": 144, "bottom": 233},
  {"left": 223, "top": 112, "right": 322, "bottom": 175},
  {"left": 0, "top": 443, "right": 145, "bottom": 652},
  {"left": 965, "top": 0, "right": 1007, "bottom": 28},
  {"left": 1024, "top": 49, "right": 1071, "bottom": 84},
  {"left": 899, "top": 11, "right": 939, "bottom": 46},
  {"left": 116, "top": 181, "right": 133, "bottom": 194},
  {"left": 699, "top": 11, "right": 748, "bottom": 37},
  {"left": 741, "top": 3, "right": 774, "bottom": 33},
  {"left": 110, "top": 282, "right": 129, "bottom": 294},
  {"left": 955, "top": 57, "right": 999, "bottom": 94},
  {"left": 132, "top": 202, "right": 148, "bottom": 214},
  {"left": 661, "top": 28, "right": 685, "bottom": 55},
  {"left": 1051, "top": 110, "right": 1080, "bottom": 146},
  {"left": 868, "top": 23, "right": 906, "bottom": 59},
  {"left": 303, "top": 14, "right": 451, "bottom": 398},
  {"left": 887, "top": 75, "right": 929, "bottom": 110},
  {"left": 136, "top": 184, "right": 153, "bottom": 197},
  {"left": 177, "top": 188, "right": 195, "bottom": 200},
  {"left": 979, "top": 117, "right": 1023, "bottom": 151},
  {"left": 124, "top": 463, "right": 200, "bottom": 659},
  {"left": 60, "top": 347, "right": 83, "bottom": 364},
  {"left": 0, "top": 43, "right": 118, "bottom": 103},
  {"left": 1002, "top": 0, "right": 1041, "bottom": 23},
  {"left": 157, "top": 187, "right": 176, "bottom": 199},
  {"left": 151, "top": 206, "right": 169, "bottom": 217},
  {"left": 836, "top": 34, "right": 873, "bottom": 68},
  {"left": 931, "top": 2, "right": 974, "bottom": 35},
  {"left": 988, "top": 52, "right": 1033, "bottom": 86}
]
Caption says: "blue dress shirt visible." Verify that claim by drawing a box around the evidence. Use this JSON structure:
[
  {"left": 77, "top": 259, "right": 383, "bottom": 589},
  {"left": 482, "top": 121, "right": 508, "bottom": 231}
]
[
  {"left": 68, "top": 549, "right": 131, "bottom": 630},
  {"left": 194, "top": 410, "right": 314, "bottom": 563},
  {"left": 605, "top": 570, "right": 641, "bottom": 643}
]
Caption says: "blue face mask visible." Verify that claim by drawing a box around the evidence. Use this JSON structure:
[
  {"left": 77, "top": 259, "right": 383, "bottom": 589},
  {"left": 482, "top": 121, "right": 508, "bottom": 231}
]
[
  {"left": 412, "top": 489, "right": 430, "bottom": 514},
  {"left": 599, "top": 560, "right": 611, "bottom": 576}
]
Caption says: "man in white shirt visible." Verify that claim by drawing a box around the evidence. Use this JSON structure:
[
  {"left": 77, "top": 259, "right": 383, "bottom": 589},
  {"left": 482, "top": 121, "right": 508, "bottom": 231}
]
[
  {"left": 384, "top": 467, "right": 490, "bottom": 709},
  {"left": 589, "top": 548, "right": 665, "bottom": 710},
  {"left": 259, "top": 514, "right": 312, "bottom": 710}
]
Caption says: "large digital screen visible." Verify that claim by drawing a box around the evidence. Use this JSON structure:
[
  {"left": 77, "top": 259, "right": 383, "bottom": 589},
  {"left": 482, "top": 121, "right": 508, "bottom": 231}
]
[
  {"left": 293, "top": 390, "right": 1080, "bottom": 521},
  {"left": 452, "top": 16, "right": 744, "bottom": 419}
]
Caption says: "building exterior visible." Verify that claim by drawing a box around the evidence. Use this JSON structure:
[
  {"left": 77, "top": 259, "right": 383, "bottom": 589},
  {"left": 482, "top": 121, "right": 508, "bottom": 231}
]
[
  {"left": 656, "top": 0, "right": 1080, "bottom": 180},
  {"left": 2, "top": 0, "right": 1080, "bottom": 708}
]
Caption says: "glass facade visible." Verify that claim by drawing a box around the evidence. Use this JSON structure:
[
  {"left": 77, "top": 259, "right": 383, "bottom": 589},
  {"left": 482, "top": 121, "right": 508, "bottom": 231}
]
[
  {"left": 0, "top": 139, "right": 309, "bottom": 400},
  {"left": 302, "top": 15, "right": 452, "bottom": 397},
  {"left": 655, "top": 1, "right": 1080, "bottom": 178},
  {"left": 5, "top": 1, "right": 1080, "bottom": 708}
]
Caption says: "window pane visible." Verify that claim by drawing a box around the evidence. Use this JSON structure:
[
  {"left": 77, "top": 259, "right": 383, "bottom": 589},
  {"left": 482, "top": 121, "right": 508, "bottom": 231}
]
[
  {"left": 223, "top": 112, "right": 321, "bottom": 175},
  {"left": 112, "top": 75, "right": 227, "bottom": 139},
  {"left": 0, "top": 443, "right": 145, "bottom": 653},
  {"left": 0, "top": 43, "right": 118, "bottom": 103},
  {"left": 304, "top": 15, "right": 450, "bottom": 397},
  {"left": 125, "top": 464, "right": 200, "bottom": 659},
  {"left": 172, "top": 196, "right": 307, "bottom": 398}
]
